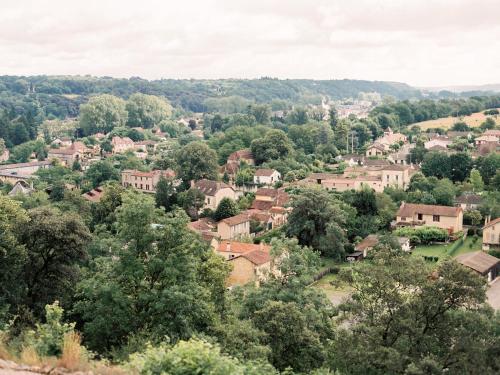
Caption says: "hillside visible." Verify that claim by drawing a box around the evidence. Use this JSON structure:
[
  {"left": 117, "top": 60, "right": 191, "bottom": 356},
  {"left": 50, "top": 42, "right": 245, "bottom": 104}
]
[
  {"left": 414, "top": 109, "right": 500, "bottom": 130},
  {"left": 0, "top": 75, "right": 422, "bottom": 113}
]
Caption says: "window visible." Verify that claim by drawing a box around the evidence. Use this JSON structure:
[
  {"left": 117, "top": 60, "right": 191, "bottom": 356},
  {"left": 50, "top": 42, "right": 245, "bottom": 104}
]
[
  {"left": 433, "top": 215, "right": 440, "bottom": 222},
  {"left": 396, "top": 175, "right": 399, "bottom": 181},
  {"left": 417, "top": 213, "right": 423, "bottom": 220}
]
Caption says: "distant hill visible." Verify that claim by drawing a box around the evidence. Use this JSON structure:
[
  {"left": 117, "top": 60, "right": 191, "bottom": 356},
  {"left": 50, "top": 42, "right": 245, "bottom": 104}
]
[
  {"left": 423, "top": 83, "right": 500, "bottom": 93},
  {"left": 0, "top": 75, "right": 422, "bottom": 113}
]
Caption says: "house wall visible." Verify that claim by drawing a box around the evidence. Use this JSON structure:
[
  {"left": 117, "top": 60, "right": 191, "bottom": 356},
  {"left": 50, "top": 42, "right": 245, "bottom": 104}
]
[
  {"left": 366, "top": 147, "right": 384, "bottom": 157},
  {"left": 227, "top": 257, "right": 256, "bottom": 286},
  {"left": 397, "top": 212, "right": 463, "bottom": 233},
  {"left": 203, "top": 188, "right": 236, "bottom": 210},
  {"left": 122, "top": 173, "right": 156, "bottom": 193},
  {"left": 483, "top": 224, "right": 500, "bottom": 246},
  {"left": 382, "top": 169, "right": 410, "bottom": 189},
  {"left": 217, "top": 220, "right": 250, "bottom": 240}
]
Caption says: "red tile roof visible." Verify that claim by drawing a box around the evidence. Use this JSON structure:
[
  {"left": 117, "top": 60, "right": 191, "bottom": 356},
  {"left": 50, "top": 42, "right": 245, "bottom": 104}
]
[
  {"left": 231, "top": 249, "right": 271, "bottom": 265},
  {"left": 397, "top": 202, "right": 462, "bottom": 218}
]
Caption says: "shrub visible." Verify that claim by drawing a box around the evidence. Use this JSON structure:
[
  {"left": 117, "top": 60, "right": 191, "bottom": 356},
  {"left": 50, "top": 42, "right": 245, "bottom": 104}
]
[{"left": 394, "top": 226, "right": 448, "bottom": 245}]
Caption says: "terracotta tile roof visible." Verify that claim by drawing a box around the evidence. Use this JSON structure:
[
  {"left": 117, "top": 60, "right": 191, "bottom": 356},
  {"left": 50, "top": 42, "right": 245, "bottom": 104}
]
[
  {"left": 363, "top": 159, "right": 391, "bottom": 167},
  {"left": 382, "top": 164, "right": 411, "bottom": 171},
  {"left": 231, "top": 249, "right": 271, "bottom": 265},
  {"left": 308, "top": 172, "right": 338, "bottom": 180},
  {"left": 255, "top": 168, "right": 277, "bottom": 177},
  {"left": 228, "top": 149, "right": 254, "bottom": 161},
  {"left": 483, "top": 217, "right": 500, "bottom": 229},
  {"left": 220, "top": 213, "right": 250, "bottom": 226},
  {"left": 456, "top": 251, "right": 500, "bottom": 274},
  {"left": 218, "top": 241, "right": 270, "bottom": 254},
  {"left": 189, "top": 218, "right": 216, "bottom": 232},
  {"left": 397, "top": 202, "right": 462, "bottom": 218},
  {"left": 250, "top": 200, "right": 274, "bottom": 211},
  {"left": 367, "top": 143, "right": 386, "bottom": 151},
  {"left": 123, "top": 169, "right": 176, "bottom": 179},
  {"left": 111, "top": 136, "right": 134, "bottom": 145},
  {"left": 255, "top": 188, "right": 279, "bottom": 197},
  {"left": 484, "top": 130, "right": 500, "bottom": 137},
  {"left": 82, "top": 186, "right": 105, "bottom": 202},
  {"left": 194, "top": 179, "right": 232, "bottom": 196}
]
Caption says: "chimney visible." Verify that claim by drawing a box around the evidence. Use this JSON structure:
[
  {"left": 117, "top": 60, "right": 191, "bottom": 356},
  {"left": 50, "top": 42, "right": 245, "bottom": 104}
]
[{"left": 226, "top": 242, "right": 231, "bottom": 252}]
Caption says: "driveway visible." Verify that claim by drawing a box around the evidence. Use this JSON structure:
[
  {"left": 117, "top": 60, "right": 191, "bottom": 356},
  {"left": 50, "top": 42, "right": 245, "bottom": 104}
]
[{"left": 487, "top": 278, "right": 500, "bottom": 310}]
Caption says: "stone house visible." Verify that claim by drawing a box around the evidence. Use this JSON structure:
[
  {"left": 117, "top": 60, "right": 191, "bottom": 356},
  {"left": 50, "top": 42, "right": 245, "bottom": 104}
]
[
  {"left": 111, "top": 136, "right": 135, "bottom": 154},
  {"left": 253, "top": 169, "right": 281, "bottom": 186},
  {"left": 121, "top": 169, "right": 176, "bottom": 193},
  {"left": 395, "top": 202, "right": 463, "bottom": 233},
  {"left": 482, "top": 217, "right": 500, "bottom": 250},
  {"left": 217, "top": 213, "right": 250, "bottom": 240},
  {"left": 193, "top": 179, "right": 236, "bottom": 210},
  {"left": 227, "top": 247, "right": 272, "bottom": 286},
  {"left": 365, "top": 143, "right": 386, "bottom": 157}
]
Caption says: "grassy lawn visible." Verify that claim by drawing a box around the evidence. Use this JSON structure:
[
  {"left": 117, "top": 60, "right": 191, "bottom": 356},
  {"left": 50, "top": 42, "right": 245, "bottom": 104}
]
[
  {"left": 412, "top": 243, "right": 450, "bottom": 258},
  {"left": 453, "top": 236, "right": 482, "bottom": 256},
  {"left": 412, "top": 236, "right": 482, "bottom": 260},
  {"left": 311, "top": 259, "right": 353, "bottom": 304}
]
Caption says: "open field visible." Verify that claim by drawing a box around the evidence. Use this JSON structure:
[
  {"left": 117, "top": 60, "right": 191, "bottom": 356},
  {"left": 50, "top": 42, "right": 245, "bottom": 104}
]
[
  {"left": 413, "top": 110, "right": 500, "bottom": 130},
  {"left": 311, "top": 260, "right": 353, "bottom": 304}
]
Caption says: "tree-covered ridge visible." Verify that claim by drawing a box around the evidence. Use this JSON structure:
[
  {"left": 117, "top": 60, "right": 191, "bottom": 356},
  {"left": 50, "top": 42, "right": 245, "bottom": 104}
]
[{"left": 0, "top": 75, "right": 422, "bottom": 113}]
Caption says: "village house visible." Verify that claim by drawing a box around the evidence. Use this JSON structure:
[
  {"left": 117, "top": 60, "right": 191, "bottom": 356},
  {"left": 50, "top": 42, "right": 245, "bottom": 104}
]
[
  {"left": 48, "top": 141, "right": 95, "bottom": 166},
  {"left": 82, "top": 186, "right": 105, "bottom": 203},
  {"left": 365, "top": 143, "right": 386, "bottom": 157},
  {"left": 456, "top": 251, "right": 499, "bottom": 283},
  {"left": 454, "top": 193, "right": 483, "bottom": 211},
  {"left": 188, "top": 218, "right": 219, "bottom": 243},
  {"left": 484, "top": 129, "right": 500, "bottom": 137},
  {"left": 381, "top": 164, "right": 412, "bottom": 190},
  {"left": 376, "top": 127, "right": 407, "bottom": 149},
  {"left": 225, "top": 243, "right": 273, "bottom": 286},
  {"left": 121, "top": 169, "right": 176, "bottom": 193},
  {"left": 424, "top": 136, "right": 452, "bottom": 150},
  {"left": 253, "top": 169, "right": 281, "bottom": 186},
  {"left": 193, "top": 179, "right": 236, "bottom": 210},
  {"left": 337, "top": 154, "right": 364, "bottom": 167},
  {"left": 395, "top": 202, "right": 463, "bottom": 233},
  {"left": 217, "top": 213, "right": 250, "bottom": 240},
  {"left": 0, "top": 160, "right": 52, "bottom": 184},
  {"left": 111, "top": 136, "right": 135, "bottom": 154},
  {"left": 8, "top": 180, "right": 34, "bottom": 196},
  {"left": 250, "top": 188, "right": 290, "bottom": 211},
  {"left": 227, "top": 149, "right": 255, "bottom": 166},
  {"left": 388, "top": 144, "right": 415, "bottom": 165},
  {"left": 216, "top": 240, "right": 270, "bottom": 260},
  {"left": 482, "top": 217, "right": 500, "bottom": 250},
  {"left": 353, "top": 234, "right": 411, "bottom": 259},
  {"left": 475, "top": 135, "right": 499, "bottom": 146}
]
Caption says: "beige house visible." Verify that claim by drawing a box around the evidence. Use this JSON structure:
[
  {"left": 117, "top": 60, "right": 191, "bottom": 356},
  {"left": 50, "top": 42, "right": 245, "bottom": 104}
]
[
  {"left": 227, "top": 248, "right": 272, "bottom": 286},
  {"left": 193, "top": 179, "right": 236, "bottom": 210},
  {"left": 365, "top": 143, "right": 386, "bottom": 157},
  {"left": 227, "top": 149, "right": 255, "bottom": 166},
  {"left": 217, "top": 213, "right": 250, "bottom": 240},
  {"left": 424, "top": 136, "right": 452, "bottom": 150},
  {"left": 111, "top": 136, "right": 135, "bottom": 154},
  {"left": 375, "top": 127, "right": 407, "bottom": 149},
  {"left": 216, "top": 240, "right": 271, "bottom": 260},
  {"left": 395, "top": 202, "right": 463, "bottom": 233},
  {"left": 482, "top": 217, "right": 500, "bottom": 250},
  {"left": 121, "top": 169, "right": 176, "bottom": 193},
  {"left": 381, "top": 164, "right": 412, "bottom": 190},
  {"left": 254, "top": 169, "right": 281, "bottom": 186},
  {"left": 322, "top": 176, "right": 384, "bottom": 193}
]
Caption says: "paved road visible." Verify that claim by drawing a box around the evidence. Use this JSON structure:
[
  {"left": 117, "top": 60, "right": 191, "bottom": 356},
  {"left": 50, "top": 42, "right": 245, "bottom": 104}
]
[{"left": 487, "top": 278, "right": 500, "bottom": 310}]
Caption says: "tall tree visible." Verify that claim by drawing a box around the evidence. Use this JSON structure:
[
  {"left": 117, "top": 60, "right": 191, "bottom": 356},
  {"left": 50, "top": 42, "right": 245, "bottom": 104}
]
[
  {"left": 126, "top": 93, "right": 172, "bottom": 128},
  {"left": 79, "top": 94, "right": 128, "bottom": 135},
  {"left": 176, "top": 141, "right": 218, "bottom": 183}
]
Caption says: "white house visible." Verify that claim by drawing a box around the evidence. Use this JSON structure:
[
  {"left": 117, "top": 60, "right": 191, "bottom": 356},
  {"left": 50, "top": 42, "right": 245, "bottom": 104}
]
[{"left": 254, "top": 169, "right": 281, "bottom": 186}]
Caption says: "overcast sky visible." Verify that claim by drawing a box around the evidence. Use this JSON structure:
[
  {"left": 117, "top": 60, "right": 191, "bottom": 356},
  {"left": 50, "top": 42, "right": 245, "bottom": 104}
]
[{"left": 1, "top": 0, "right": 499, "bottom": 87}]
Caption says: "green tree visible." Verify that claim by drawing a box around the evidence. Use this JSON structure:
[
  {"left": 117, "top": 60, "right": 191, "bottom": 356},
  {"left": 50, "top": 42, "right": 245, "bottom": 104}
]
[
  {"left": 178, "top": 188, "right": 206, "bottom": 220},
  {"left": 469, "top": 168, "right": 485, "bottom": 192},
  {"left": 126, "top": 93, "right": 172, "bottom": 128},
  {"left": 79, "top": 94, "right": 128, "bottom": 135},
  {"left": 176, "top": 141, "right": 218, "bottom": 183},
  {"left": 332, "top": 251, "right": 497, "bottom": 375},
  {"left": 250, "top": 130, "right": 292, "bottom": 165},
  {"left": 19, "top": 206, "right": 91, "bottom": 318},
  {"left": 286, "top": 188, "right": 348, "bottom": 259},
  {"left": 432, "top": 178, "right": 456, "bottom": 206},
  {"left": 449, "top": 152, "right": 472, "bottom": 182},
  {"left": 421, "top": 152, "right": 451, "bottom": 179},
  {"left": 154, "top": 175, "right": 176, "bottom": 211},
  {"left": 213, "top": 197, "right": 239, "bottom": 221},
  {"left": 84, "top": 160, "right": 120, "bottom": 188}
]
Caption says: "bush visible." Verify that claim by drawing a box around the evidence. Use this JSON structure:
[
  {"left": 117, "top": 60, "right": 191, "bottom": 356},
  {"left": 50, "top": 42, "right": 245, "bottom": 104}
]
[{"left": 394, "top": 226, "right": 448, "bottom": 245}]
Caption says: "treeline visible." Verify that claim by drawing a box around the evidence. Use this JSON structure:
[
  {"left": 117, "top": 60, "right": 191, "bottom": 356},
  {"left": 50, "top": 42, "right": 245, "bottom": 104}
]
[
  {"left": 370, "top": 95, "right": 500, "bottom": 127},
  {"left": 0, "top": 75, "right": 423, "bottom": 113}
]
